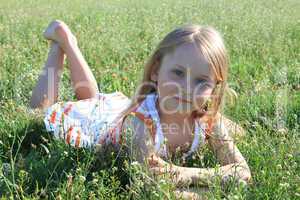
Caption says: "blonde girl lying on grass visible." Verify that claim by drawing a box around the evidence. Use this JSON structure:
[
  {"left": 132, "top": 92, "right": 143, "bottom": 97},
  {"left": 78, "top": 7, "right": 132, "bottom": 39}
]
[{"left": 30, "top": 20, "right": 251, "bottom": 199}]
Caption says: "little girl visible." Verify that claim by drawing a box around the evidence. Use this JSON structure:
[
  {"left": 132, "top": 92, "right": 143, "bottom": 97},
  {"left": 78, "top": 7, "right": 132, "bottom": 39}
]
[{"left": 30, "top": 20, "right": 251, "bottom": 199}]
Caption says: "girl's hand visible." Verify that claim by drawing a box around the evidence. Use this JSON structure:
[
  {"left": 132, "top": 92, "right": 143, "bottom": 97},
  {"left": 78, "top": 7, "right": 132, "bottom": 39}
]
[
  {"left": 147, "top": 154, "right": 176, "bottom": 175},
  {"left": 147, "top": 154, "right": 167, "bottom": 168},
  {"left": 147, "top": 154, "right": 191, "bottom": 187}
]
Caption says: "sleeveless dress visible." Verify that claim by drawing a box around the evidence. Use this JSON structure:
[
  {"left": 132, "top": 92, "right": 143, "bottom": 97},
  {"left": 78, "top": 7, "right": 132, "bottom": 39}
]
[{"left": 44, "top": 91, "right": 212, "bottom": 159}]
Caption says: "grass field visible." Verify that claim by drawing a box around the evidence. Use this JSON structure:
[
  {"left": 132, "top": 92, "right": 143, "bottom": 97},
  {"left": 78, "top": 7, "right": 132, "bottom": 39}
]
[{"left": 0, "top": 0, "right": 299, "bottom": 199}]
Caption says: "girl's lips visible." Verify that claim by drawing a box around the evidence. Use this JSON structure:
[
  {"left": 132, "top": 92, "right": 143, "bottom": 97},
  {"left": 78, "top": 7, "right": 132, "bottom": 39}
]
[{"left": 174, "top": 96, "right": 192, "bottom": 103}]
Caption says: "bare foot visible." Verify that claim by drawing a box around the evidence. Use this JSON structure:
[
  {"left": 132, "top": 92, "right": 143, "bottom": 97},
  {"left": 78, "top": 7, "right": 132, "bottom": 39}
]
[{"left": 43, "top": 20, "right": 77, "bottom": 49}]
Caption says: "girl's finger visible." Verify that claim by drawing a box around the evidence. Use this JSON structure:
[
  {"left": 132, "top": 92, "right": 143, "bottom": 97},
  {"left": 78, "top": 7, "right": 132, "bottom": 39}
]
[
  {"left": 149, "top": 167, "right": 164, "bottom": 175},
  {"left": 147, "top": 154, "right": 159, "bottom": 166}
]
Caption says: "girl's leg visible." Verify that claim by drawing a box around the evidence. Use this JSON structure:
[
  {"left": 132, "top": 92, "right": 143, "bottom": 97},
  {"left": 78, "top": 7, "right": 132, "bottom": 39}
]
[
  {"left": 43, "top": 20, "right": 99, "bottom": 100},
  {"left": 30, "top": 42, "right": 65, "bottom": 109}
]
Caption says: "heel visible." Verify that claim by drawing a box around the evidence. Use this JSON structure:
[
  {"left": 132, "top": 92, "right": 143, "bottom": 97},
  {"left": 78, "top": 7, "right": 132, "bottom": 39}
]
[{"left": 43, "top": 20, "right": 64, "bottom": 42}]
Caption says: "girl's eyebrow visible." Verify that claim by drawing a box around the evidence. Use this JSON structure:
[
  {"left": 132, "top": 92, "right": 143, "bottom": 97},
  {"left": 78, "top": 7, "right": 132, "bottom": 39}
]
[{"left": 175, "top": 64, "right": 211, "bottom": 80}]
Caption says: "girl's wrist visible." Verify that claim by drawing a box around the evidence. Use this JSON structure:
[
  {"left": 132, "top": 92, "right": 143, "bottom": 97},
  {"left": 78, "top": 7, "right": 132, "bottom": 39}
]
[
  {"left": 174, "top": 166, "right": 216, "bottom": 186},
  {"left": 171, "top": 166, "right": 193, "bottom": 187}
]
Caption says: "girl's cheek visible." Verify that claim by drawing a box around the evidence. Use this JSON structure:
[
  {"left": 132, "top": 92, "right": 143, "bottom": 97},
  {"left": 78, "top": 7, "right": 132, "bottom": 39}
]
[
  {"left": 194, "top": 88, "right": 213, "bottom": 99},
  {"left": 202, "top": 88, "right": 213, "bottom": 96},
  {"left": 193, "top": 88, "right": 213, "bottom": 107}
]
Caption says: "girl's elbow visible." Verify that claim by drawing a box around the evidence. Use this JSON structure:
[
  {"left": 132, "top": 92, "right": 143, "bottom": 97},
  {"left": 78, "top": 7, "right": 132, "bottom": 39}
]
[
  {"left": 238, "top": 165, "right": 252, "bottom": 185},
  {"left": 230, "top": 162, "right": 252, "bottom": 185},
  {"left": 241, "top": 170, "right": 252, "bottom": 184}
]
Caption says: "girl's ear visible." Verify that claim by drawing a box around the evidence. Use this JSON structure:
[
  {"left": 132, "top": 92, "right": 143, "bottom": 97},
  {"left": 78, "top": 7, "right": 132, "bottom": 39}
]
[
  {"left": 150, "top": 60, "right": 160, "bottom": 82},
  {"left": 150, "top": 70, "right": 158, "bottom": 82}
]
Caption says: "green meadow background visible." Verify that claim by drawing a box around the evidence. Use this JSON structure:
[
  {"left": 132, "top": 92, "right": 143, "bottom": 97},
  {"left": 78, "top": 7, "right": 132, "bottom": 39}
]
[{"left": 0, "top": 0, "right": 299, "bottom": 199}]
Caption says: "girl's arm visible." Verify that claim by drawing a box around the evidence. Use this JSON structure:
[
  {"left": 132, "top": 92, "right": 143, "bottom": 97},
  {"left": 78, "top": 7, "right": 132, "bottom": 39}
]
[
  {"left": 165, "top": 114, "right": 252, "bottom": 187},
  {"left": 120, "top": 113, "right": 176, "bottom": 172},
  {"left": 121, "top": 113, "right": 251, "bottom": 188},
  {"left": 120, "top": 116, "right": 206, "bottom": 199},
  {"left": 207, "top": 114, "right": 251, "bottom": 184},
  {"left": 120, "top": 113, "right": 156, "bottom": 163}
]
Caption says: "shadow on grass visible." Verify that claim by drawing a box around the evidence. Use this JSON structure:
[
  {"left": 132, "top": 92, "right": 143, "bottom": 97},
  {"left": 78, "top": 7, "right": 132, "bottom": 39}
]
[{"left": 0, "top": 118, "right": 131, "bottom": 198}]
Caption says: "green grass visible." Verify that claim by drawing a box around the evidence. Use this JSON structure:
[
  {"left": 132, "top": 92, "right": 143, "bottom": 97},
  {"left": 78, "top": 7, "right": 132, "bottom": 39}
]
[{"left": 0, "top": 0, "right": 299, "bottom": 199}]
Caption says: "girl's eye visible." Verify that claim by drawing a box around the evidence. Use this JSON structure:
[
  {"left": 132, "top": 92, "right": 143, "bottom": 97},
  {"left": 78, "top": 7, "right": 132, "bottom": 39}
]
[
  {"left": 195, "top": 78, "right": 206, "bottom": 85},
  {"left": 173, "top": 69, "right": 184, "bottom": 77},
  {"left": 195, "top": 79, "right": 213, "bottom": 89}
]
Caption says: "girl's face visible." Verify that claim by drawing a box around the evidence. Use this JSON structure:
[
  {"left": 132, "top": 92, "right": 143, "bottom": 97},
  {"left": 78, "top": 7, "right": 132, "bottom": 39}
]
[{"left": 151, "top": 42, "right": 217, "bottom": 115}]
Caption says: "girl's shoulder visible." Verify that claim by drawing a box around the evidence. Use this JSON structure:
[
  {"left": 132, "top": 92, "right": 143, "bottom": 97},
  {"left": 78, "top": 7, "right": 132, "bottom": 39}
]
[
  {"left": 120, "top": 93, "right": 158, "bottom": 141},
  {"left": 121, "top": 109, "right": 156, "bottom": 142},
  {"left": 202, "top": 112, "right": 246, "bottom": 141}
]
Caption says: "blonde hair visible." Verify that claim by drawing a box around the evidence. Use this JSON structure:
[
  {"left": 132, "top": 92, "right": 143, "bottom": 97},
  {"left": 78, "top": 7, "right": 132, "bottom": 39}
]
[{"left": 116, "top": 24, "right": 232, "bottom": 127}]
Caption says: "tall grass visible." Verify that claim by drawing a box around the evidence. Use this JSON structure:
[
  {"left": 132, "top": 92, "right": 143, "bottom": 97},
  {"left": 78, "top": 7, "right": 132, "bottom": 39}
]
[{"left": 0, "top": 0, "right": 299, "bottom": 199}]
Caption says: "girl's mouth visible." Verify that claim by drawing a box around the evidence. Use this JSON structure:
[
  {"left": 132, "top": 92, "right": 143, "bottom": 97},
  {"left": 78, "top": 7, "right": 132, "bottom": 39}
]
[{"left": 174, "top": 96, "right": 192, "bottom": 104}]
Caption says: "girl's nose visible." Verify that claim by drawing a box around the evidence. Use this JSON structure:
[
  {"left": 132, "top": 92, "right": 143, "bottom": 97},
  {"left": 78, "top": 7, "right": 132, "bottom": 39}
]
[
  {"left": 181, "top": 89, "right": 191, "bottom": 96},
  {"left": 180, "top": 80, "right": 194, "bottom": 96},
  {"left": 179, "top": 88, "right": 193, "bottom": 101}
]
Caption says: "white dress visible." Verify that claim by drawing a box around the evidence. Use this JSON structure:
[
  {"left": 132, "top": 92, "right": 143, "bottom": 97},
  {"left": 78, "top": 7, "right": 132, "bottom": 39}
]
[
  {"left": 44, "top": 91, "right": 208, "bottom": 159},
  {"left": 44, "top": 91, "right": 132, "bottom": 148}
]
